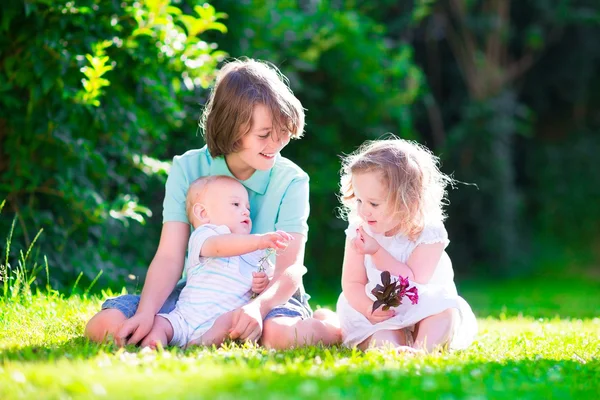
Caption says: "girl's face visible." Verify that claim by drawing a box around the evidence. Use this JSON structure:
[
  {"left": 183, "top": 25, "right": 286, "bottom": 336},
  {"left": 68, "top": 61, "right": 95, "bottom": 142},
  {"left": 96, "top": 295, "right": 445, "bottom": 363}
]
[
  {"left": 227, "top": 104, "right": 291, "bottom": 179},
  {"left": 351, "top": 171, "right": 399, "bottom": 235}
]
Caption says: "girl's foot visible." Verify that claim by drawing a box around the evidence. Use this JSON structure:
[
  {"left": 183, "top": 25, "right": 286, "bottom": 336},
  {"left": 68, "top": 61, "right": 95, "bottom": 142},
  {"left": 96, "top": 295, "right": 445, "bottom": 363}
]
[{"left": 396, "top": 345, "right": 424, "bottom": 355}]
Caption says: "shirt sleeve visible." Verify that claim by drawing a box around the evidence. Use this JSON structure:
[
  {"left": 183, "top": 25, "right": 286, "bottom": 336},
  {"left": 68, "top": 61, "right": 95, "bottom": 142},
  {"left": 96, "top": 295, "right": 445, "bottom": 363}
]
[
  {"left": 275, "top": 175, "right": 310, "bottom": 236},
  {"left": 163, "top": 156, "right": 190, "bottom": 224},
  {"left": 416, "top": 222, "right": 450, "bottom": 248},
  {"left": 188, "top": 225, "right": 231, "bottom": 266},
  {"left": 344, "top": 221, "right": 360, "bottom": 241}
]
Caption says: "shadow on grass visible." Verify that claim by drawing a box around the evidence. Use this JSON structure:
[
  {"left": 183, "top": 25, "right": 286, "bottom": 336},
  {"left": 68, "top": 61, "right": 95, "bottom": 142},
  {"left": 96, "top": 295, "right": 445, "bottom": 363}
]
[{"left": 0, "top": 337, "right": 124, "bottom": 363}]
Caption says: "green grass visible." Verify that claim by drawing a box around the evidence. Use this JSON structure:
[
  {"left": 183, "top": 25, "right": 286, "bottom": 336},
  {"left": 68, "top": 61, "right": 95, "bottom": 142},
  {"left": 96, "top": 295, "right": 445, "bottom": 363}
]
[{"left": 1, "top": 276, "right": 599, "bottom": 399}]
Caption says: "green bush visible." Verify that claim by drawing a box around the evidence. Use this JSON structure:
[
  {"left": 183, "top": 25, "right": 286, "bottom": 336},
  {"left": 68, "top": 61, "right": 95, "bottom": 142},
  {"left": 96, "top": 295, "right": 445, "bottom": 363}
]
[{"left": 0, "top": 0, "right": 226, "bottom": 289}]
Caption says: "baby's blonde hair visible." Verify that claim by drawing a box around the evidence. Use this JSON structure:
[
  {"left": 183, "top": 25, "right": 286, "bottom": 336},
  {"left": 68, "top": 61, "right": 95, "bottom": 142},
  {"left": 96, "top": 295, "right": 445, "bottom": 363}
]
[
  {"left": 339, "top": 137, "right": 453, "bottom": 240},
  {"left": 185, "top": 175, "right": 241, "bottom": 222}
]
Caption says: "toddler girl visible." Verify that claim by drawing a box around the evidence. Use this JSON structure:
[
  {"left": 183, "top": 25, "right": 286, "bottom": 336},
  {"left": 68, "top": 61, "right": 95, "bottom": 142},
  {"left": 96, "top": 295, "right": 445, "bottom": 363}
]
[{"left": 336, "top": 138, "right": 477, "bottom": 353}]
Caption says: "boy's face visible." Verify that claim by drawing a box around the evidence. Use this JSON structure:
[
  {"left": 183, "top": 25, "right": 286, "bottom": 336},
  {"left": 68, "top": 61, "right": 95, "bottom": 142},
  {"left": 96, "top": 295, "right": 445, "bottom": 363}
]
[
  {"left": 352, "top": 171, "right": 398, "bottom": 235},
  {"left": 234, "top": 104, "right": 291, "bottom": 172},
  {"left": 196, "top": 180, "right": 252, "bottom": 234}
]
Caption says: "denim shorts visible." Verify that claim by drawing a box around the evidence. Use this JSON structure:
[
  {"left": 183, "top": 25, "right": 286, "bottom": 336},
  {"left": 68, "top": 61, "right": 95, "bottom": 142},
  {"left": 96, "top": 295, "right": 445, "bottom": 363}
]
[{"left": 101, "top": 280, "right": 313, "bottom": 320}]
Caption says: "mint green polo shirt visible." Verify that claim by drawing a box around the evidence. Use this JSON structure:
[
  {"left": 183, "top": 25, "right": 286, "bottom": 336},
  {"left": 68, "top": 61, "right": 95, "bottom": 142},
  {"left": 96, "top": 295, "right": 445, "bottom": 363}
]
[{"left": 163, "top": 146, "right": 309, "bottom": 236}]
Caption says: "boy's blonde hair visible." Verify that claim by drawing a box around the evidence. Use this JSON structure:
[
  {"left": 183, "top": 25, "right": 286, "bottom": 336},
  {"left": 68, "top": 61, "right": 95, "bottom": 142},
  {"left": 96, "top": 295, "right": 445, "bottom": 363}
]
[
  {"left": 200, "top": 58, "right": 305, "bottom": 157},
  {"left": 185, "top": 175, "right": 241, "bottom": 222},
  {"left": 339, "top": 137, "right": 453, "bottom": 240}
]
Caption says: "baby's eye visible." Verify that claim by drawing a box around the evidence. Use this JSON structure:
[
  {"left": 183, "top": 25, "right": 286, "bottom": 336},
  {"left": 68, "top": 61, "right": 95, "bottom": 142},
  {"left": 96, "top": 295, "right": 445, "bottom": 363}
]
[
  {"left": 370, "top": 202, "right": 379, "bottom": 208},
  {"left": 232, "top": 202, "right": 240, "bottom": 207},
  {"left": 356, "top": 199, "right": 362, "bottom": 204}
]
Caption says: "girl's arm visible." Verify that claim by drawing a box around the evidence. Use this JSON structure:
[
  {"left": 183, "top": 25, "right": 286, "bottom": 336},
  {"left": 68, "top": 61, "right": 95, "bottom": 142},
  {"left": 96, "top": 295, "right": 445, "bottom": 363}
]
[
  {"left": 116, "top": 221, "right": 189, "bottom": 345},
  {"left": 406, "top": 243, "right": 445, "bottom": 284},
  {"left": 370, "top": 248, "right": 416, "bottom": 281},
  {"left": 371, "top": 243, "right": 445, "bottom": 284},
  {"left": 342, "top": 238, "right": 394, "bottom": 323}
]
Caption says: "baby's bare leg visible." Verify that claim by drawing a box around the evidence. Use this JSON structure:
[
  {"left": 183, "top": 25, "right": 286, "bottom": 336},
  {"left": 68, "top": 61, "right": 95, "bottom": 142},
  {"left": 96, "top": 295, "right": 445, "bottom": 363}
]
[
  {"left": 190, "top": 311, "right": 235, "bottom": 347},
  {"left": 413, "top": 308, "right": 459, "bottom": 352},
  {"left": 140, "top": 316, "right": 174, "bottom": 349}
]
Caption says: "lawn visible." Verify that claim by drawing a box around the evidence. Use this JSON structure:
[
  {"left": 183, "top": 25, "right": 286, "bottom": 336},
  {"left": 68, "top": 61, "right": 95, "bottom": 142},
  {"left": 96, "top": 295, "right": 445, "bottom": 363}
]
[{"left": 1, "top": 275, "right": 599, "bottom": 399}]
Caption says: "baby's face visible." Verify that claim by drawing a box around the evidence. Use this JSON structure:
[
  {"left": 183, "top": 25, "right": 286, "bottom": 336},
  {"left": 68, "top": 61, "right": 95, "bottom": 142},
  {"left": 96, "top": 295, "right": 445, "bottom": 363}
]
[
  {"left": 351, "top": 171, "right": 398, "bottom": 235},
  {"left": 201, "top": 179, "right": 252, "bottom": 234}
]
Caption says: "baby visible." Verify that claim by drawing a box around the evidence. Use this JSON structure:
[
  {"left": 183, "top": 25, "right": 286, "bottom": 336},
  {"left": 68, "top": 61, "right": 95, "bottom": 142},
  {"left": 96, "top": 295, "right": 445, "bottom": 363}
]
[{"left": 141, "top": 175, "right": 292, "bottom": 348}]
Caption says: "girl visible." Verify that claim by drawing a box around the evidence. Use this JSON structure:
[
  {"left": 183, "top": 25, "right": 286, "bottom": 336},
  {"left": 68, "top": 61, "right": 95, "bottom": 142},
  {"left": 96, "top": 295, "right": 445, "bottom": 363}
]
[
  {"left": 336, "top": 138, "right": 477, "bottom": 353},
  {"left": 85, "top": 58, "right": 341, "bottom": 349}
]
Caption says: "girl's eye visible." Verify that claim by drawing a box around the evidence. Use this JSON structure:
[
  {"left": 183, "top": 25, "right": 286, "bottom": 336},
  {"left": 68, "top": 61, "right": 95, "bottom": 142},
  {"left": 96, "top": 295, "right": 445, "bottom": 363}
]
[{"left": 258, "top": 133, "right": 270, "bottom": 139}]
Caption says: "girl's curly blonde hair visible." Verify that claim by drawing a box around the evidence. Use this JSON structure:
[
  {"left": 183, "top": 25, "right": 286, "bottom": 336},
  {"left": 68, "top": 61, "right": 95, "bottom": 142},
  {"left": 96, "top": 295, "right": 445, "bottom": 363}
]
[{"left": 339, "top": 137, "right": 453, "bottom": 240}]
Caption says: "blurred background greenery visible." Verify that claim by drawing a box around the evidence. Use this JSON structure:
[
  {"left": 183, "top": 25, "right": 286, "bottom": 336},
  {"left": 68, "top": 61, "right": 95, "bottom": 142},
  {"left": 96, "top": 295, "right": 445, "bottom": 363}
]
[{"left": 1, "top": 0, "right": 599, "bottom": 299}]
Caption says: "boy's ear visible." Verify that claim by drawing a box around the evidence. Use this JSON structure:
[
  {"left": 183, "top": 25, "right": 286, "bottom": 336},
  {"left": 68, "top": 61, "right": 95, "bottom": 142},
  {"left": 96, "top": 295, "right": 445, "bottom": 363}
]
[{"left": 192, "top": 203, "right": 210, "bottom": 224}]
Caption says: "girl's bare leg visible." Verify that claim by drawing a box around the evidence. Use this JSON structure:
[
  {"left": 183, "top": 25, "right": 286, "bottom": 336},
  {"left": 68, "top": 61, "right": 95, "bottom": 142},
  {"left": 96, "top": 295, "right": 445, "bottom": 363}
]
[
  {"left": 412, "top": 308, "right": 459, "bottom": 352},
  {"left": 140, "top": 316, "right": 173, "bottom": 349},
  {"left": 357, "top": 329, "right": 409, "bottom": 351}
]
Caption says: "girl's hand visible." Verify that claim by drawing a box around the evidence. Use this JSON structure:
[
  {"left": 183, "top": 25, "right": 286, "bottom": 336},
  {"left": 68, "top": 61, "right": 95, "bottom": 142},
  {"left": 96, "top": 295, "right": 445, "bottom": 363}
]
[
  {"left": 257, "top": 230, "right": 294, "bottom": 250},
  {"left": 365, "top": 303, "right": 395, "bottom": 325},
  {"left": 251, "top": 271, "right": 269, "bottom": 294},
  {"left": 352, "top": 226, "right": 380, "bottom": 255}
]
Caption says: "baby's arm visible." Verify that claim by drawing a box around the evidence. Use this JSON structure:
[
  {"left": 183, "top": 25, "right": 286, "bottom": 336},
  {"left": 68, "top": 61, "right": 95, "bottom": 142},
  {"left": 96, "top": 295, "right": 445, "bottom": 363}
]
[
  {"left": 342, "top": 238, "right": 394, "bottom": 324},
  {"left": 200, "top": 231, "right": 292, "bottom": 258}
]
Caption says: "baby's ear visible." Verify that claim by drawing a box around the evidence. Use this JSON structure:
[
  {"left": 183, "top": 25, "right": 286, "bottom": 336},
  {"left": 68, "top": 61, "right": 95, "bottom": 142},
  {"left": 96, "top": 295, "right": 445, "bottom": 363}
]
[{"left": 192, "top": 203, "right": 210, "bottom": 224}]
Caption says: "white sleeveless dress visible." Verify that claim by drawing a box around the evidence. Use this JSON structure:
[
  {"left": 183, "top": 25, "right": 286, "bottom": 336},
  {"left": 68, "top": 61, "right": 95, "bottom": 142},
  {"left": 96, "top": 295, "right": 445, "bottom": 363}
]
[{"left": 336, "top": 221, "right": 478, "bottom": 350}]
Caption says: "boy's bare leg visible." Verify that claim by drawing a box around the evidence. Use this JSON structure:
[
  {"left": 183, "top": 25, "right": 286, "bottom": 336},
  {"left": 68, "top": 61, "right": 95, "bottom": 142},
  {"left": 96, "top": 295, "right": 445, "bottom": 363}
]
[
  {"left": 140, "top": 316, "right": 173, "bottom": 349},
  {"left": 412, "top": 308, "right": 458, "bottom": 352},
  {"left": 188, "top": 310, "right": 235, "bottom": 347}
]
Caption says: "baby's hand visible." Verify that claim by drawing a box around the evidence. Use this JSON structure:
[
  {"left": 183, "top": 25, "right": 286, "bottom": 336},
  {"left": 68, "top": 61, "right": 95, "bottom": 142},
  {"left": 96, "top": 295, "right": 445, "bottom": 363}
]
[
  {"left": 252, "top": 271, "right": 269, "bottom": 294},
  {"left": 352, "top": 226, "right": 380, "bottom": 255},
  {"left": 257, "top": 230, "right": 294, "bottom": 250}
]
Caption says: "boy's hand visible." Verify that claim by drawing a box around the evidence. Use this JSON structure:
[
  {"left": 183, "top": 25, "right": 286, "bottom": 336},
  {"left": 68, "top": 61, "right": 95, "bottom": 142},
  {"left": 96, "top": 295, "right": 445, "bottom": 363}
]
[
  {"left": 352, "top": 226, "right": 380, "bottom": 255},
  {"left": 115, "top": 312, "right": 154, "bottom": 346},
  {"left": 365, "top": 303, "right": 395, "bottom": 325},
  {"left": 257, "top": 230, "right": 294, "bottom": 250},
  {"left": 251, "top": 271, "right": 269, "bottom": 294}
]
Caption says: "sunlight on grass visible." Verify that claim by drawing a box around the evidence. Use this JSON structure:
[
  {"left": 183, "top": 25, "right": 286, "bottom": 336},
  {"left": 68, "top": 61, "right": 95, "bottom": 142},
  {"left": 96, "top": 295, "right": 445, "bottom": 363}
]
[{"left": 1, "top": 291, "right": 599, "bottom": 399}]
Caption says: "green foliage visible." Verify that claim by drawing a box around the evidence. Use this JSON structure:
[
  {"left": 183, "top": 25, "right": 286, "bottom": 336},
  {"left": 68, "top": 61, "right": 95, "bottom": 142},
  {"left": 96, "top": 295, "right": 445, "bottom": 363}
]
[{"left": 0, "top": 0, "right": 226, "bottom": 288}]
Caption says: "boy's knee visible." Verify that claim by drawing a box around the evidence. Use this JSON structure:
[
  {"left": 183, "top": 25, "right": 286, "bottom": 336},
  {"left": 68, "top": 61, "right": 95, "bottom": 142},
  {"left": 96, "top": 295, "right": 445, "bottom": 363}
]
[
  {"left": 84, "top": 309, "right": 126, "bottom": 343},
  {"left": 261, "top": 319, "right": 293, "bottom": 350}
]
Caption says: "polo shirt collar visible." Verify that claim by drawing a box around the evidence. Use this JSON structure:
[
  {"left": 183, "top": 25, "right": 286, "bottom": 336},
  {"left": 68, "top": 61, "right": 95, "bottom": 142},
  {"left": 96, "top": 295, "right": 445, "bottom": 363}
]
[{"left": 208, "top": 152, "right": 271, "bottom": 195}]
